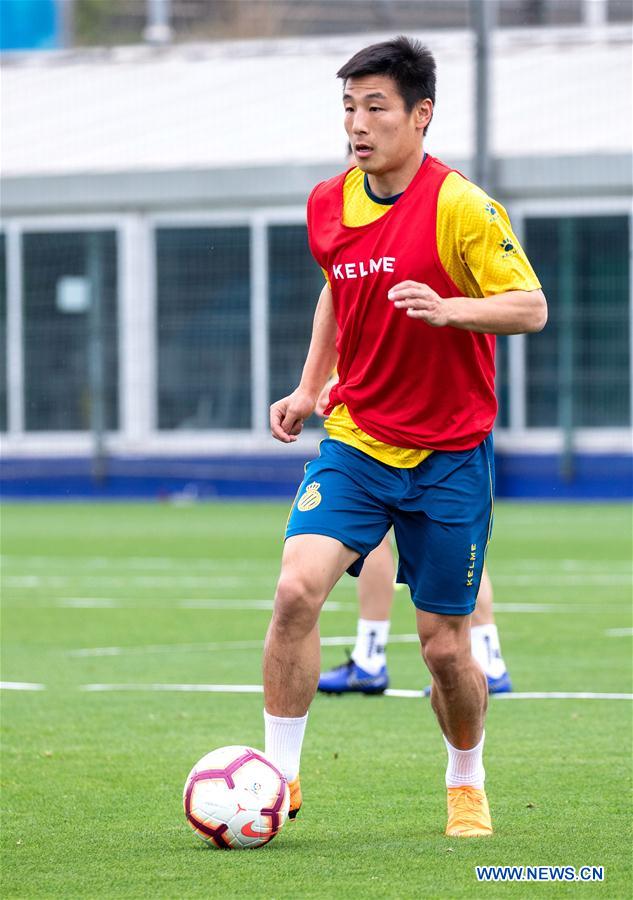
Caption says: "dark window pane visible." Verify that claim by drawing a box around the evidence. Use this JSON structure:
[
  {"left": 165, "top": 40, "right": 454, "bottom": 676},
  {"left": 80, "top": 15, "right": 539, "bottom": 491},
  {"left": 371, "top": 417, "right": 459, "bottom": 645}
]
[
  {"left": 156, "top": 227, "right": 251, "bottom": 429},
  {"left": 525, "top": 215, "right": 630, "bottom": 427},
  {"left": 268, "top": 224, "right": 324, "bottom": 428},
  {"left": 608, "top": 0, "right": 633, "bottom": 23},
  {"left": 498, "top": 0, "right": 582, "bottom": 26},
  {"left": 525, "top": 218, "right": 558, "bottom": 426},
  {"left": 0, "top": 234, "right": 6, "bottom": 431},
  {"left": 495, "top": 335, "right": 509, "bottom": 428},
  {"left": 23, "top": 231, "right": 118, "bottom": 431}
]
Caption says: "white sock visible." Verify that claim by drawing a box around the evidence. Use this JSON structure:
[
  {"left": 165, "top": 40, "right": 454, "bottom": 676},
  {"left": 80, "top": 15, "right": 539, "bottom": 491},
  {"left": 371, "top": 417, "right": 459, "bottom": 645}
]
[
  {"left": 263, "top": 710, "right": 307, "bottom": 782},
  {"left": 351, "top": 618, "right": 390, "bottom": 675},
  {"left": 443, "top": 732, "right": 485, "bottom": 789},
  {"left": 471, "top": 624, "right": 507, "bottom": 680}
]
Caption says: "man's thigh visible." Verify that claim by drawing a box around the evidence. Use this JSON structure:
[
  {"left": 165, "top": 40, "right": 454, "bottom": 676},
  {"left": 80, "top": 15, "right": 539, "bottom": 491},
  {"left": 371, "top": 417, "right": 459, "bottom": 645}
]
[
  {"left": 280, "top": 534, "right": 361, "bottom": 601},
  {"left": 394, "top": 438, "right": 494, "bottom": 616},
  {"left": 285, "top": 440, "right": 393, "bottom": 573}
]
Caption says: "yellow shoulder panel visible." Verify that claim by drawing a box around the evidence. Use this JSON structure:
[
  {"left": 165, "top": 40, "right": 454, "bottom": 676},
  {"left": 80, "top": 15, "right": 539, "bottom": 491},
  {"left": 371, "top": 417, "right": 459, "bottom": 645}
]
[
  {"left": 437, "top": 171, "right": 541, "bottom": 297},
  {"left": 342, "top": 168, "right": 391, "bottom": 228}
]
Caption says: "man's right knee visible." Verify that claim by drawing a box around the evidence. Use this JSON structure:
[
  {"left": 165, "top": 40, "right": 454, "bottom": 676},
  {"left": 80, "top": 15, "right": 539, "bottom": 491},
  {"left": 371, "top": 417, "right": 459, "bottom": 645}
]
[{"left": 272, "top": 572, "right": 323, "bottom": 636}]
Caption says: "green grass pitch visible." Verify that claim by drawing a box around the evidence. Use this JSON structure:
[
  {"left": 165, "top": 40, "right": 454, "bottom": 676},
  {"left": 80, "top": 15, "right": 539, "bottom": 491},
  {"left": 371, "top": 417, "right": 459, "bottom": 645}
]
[{"left": 1, "top": 501, "right": 632, "bottom": 898}]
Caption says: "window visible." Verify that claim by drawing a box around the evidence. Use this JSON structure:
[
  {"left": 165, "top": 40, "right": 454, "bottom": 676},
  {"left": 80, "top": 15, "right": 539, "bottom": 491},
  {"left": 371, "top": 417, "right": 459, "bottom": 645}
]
[
  {"left": 608, "top": 0, "right": 633, "bottom": 23},
  {"left": 495, "top": 335, "right": 510, "bottom": 429},
  {"left": 156, "top": 227, "right": 251, "bottom": 429},
  {"left": 22, "top": 231, "right": 118, "bottom": 431},
  {"left": 525, "top": 215, "right": 630, "bottom": 427},
  {"left": 268, "top": 224, "right": 324, "bottom": 426}
]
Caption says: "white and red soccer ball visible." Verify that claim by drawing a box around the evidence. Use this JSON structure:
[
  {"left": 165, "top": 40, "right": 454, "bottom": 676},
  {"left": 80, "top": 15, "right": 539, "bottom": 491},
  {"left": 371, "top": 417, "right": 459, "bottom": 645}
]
[{"left": 183, "top": 746, "right": 290, "bottom": 849}]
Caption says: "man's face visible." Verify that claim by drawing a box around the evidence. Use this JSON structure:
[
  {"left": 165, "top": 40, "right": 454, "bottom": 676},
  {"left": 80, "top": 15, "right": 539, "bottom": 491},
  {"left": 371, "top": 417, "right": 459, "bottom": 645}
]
[{"left": 343, "top": 74, "right": 430, "bottom": 176}]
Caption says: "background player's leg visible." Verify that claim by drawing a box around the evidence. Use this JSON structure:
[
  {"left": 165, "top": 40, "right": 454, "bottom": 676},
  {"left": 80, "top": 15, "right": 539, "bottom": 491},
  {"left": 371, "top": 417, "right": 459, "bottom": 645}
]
[
  {"left": 318, "top": 532, "right": 394, "bottom": 692},
  {"left": 352, "top": 532, "right": 394, "bottom": 672},
  {"left": 357, "top": 532, "right": 395, "bottom": 621},
  {"left": 471, "top": 565, "right": 494, "bottom": 627},
  {"left": 471, "top": 565, "right": 512, "bottom": 690}
]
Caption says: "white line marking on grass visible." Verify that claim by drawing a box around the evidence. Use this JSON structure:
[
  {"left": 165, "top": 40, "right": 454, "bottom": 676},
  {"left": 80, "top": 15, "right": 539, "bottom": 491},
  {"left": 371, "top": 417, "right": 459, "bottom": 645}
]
[
  {"left": 179, "top": 599, "right": 273, "bottom": 610},
  {"left": 493, "top": 603, "right": 576, "bottom": 613},
  {"left": 4, "top": 596, "right": 624, "bottom": 619},
  {"left": 59, "top": 598, "right": 281, "bottom": 611},
  {"left": 378, "top": 690, "right": 633, "bottom": 701},
  {"left": 59, "top": 599, "right": 118, "bottom": 608},
  {"left": 69, "top": 639, "right": 265, "bottom": 658},
  {"left": 69, "top": 633, "right": 419, "bottom": 658},
  {"left": 77, "top": 684, "right": 633, "bottom": 700},
  {"left": 58, "top": 598, "right": 281, "bottom": 611},
  {"left": 558, "top": 559, "right": 632, "bottom": 571},
  {"left": 1, "top": 555, "right": 277, "bottom": 569},
  {"left": 491, "top": 603, "right": 626, "bottom": 613},
  {"left": 8, "top": 573, "right": 630, "bottom": 587},
  {"left": 81, "top": 683, "right": 265, "bottom": 693},
  {"left": 492, "top": 575, "right": 632, "bottom": 586},
  {"left": 0, "top": 682, "right": 46, "bottom": 691},
  {"left": 605, "top": 628, "right": 633, "bottom": 637},
  {"left": 179, "top": 600, "right": 354, "bottom": 612},
  {"left": 46, "top": 598, "right": 355, "bottom": 612},
  {"left": 491, "top": 692, "right": 633, "bottom": 700},
  {"left": 384, "top": 689, "right": 425, "bottom": 698},
  {"left": 4, "top": 575, "right": 275, "bottom": 588},
  {"left": 320, "top": 634, "right": 420, "bottom": 646},
  {"left": 83, "top": 624, "right": 629, "bottom": 659}
]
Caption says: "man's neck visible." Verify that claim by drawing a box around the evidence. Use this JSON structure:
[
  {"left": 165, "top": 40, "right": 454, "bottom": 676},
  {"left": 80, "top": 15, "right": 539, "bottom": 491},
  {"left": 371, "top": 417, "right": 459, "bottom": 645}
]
[{"left": 365, "top": 146, "right": 425, "bottom": 199}]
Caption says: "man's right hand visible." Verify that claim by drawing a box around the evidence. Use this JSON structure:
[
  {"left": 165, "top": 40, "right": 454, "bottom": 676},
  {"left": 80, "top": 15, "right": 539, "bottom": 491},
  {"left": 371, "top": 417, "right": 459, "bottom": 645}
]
[{"left": 270, "top": 388, "right": 317, "bottom": 443}]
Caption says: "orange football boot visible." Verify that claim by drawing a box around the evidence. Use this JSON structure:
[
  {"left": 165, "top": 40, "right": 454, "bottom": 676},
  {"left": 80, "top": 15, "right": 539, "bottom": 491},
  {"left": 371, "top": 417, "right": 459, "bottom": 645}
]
[
  {"left": 287, "top": 776, "right": 302, "bottom": 820},
  {"left": 445, "top": 786, "right": 493, "bottom": 837}
]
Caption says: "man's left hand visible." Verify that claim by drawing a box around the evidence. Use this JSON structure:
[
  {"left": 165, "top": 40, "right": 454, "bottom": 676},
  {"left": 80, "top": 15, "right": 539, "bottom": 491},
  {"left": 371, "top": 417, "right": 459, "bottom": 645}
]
[{"left": 387, "top": 281, "right": 450, "bottom": 327}]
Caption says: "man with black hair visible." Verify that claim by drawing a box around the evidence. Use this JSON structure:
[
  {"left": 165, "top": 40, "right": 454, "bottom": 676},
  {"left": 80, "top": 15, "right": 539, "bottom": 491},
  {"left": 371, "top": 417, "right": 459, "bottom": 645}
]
[
  {"left": 264, "top": 36, "right": 546, "bottom": 836},
  {"left": 315, "top": 146, "right": 514, "bottom": 700}
]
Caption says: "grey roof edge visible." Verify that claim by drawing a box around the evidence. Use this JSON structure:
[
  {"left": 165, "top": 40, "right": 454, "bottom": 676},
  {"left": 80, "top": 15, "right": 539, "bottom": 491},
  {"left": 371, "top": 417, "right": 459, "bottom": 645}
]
[{"left": 1, "top": 154, "right": 631, "bottom": 216}]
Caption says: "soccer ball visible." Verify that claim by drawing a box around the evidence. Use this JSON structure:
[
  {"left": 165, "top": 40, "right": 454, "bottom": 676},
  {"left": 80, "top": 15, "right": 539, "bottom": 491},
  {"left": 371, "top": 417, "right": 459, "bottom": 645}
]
[{"left": 183, "top": 746, "right": 290, "bottom": 849}]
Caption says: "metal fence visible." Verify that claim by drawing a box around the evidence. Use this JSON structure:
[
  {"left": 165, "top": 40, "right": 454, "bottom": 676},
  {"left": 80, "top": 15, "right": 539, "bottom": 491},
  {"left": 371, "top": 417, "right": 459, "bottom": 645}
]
[
  {"left": 64, "top": 0, "right": 632, "bottom": 47},
  {"left": 1, "top": 204, "right": 630, "bottom": 458}
]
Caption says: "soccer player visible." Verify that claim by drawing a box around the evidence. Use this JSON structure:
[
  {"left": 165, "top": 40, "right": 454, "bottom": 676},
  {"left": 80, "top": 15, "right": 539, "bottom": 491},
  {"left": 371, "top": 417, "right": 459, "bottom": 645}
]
[
  {"left": 315, "top": 383, "right": 512, "bottom": 696},
  {"left": 264, "top": 36, "right": 546, "bottom": 836}
]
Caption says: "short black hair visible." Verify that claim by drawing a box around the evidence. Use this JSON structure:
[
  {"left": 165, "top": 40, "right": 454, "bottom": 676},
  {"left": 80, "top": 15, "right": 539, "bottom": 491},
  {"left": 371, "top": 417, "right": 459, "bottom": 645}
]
[{"left": 337, "top": 36, "right": 436, "bottom": 134}]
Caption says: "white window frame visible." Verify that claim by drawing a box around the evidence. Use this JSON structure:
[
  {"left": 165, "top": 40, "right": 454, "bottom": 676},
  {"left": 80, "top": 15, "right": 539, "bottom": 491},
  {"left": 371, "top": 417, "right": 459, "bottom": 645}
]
[
  {"left": 2, "top": 215, "right": 127, "bottom": 455},
  {"left": 4, "top": 199, "right": 630, "bottom": 459},
  {"left": 146, "top": 207, "right": 320, "bottom": 455},
  {"left": 497, "top": 197, "right": 633, "bottom": 453}
]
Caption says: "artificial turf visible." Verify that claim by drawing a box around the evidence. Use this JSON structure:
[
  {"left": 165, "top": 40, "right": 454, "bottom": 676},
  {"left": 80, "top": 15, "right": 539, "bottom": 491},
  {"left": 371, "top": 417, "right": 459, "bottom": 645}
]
[{"left": 1, "top": 501, "right": 631, "bottom": 898}]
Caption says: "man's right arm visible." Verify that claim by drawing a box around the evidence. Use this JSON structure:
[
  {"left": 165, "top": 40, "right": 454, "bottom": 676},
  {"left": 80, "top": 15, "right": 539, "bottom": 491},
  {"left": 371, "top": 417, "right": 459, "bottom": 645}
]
[{"left": 270, "top": 282, "right": 338, "bottom": 443}]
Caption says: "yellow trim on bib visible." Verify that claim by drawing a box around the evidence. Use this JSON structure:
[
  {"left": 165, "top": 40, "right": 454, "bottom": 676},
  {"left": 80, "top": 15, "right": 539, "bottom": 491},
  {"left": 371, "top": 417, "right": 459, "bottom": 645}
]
[{"left": 324, "top": 404, "right": 433, "bottom": 469}]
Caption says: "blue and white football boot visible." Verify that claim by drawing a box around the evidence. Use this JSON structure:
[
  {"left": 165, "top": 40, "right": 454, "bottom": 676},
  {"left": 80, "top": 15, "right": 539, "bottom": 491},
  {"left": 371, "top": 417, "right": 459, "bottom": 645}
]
[
  {"left": 318, "top": 653, "right": 389, "bottom": 695},
  {"left": 423, "top": 670, "right": 513, "bottom": 697},
  {"left": 484, "top": 670, "right": 513, "bottom": 694}
]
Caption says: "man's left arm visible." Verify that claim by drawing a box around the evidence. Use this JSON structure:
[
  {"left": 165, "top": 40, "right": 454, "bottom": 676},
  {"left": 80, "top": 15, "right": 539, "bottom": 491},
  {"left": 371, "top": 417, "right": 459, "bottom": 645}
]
[
  {"left": 391, "top": 181, "right": 547, "bottom": 335},
  {"left": 387, "top": 282, "right": 547, "bottom": 335}
]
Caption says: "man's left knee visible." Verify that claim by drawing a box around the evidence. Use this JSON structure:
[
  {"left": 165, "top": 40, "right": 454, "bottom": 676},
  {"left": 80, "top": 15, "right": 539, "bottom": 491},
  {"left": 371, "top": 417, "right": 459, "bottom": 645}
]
[{"left": 419, "top": 620, "right": 472, "bottom": 687}]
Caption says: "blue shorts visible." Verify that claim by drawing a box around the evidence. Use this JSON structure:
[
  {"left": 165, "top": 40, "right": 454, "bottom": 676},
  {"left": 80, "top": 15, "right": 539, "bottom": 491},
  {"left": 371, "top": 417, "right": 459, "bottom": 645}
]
[{"left": 285, "top": 437, "right": 495, "bottom": 616}]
